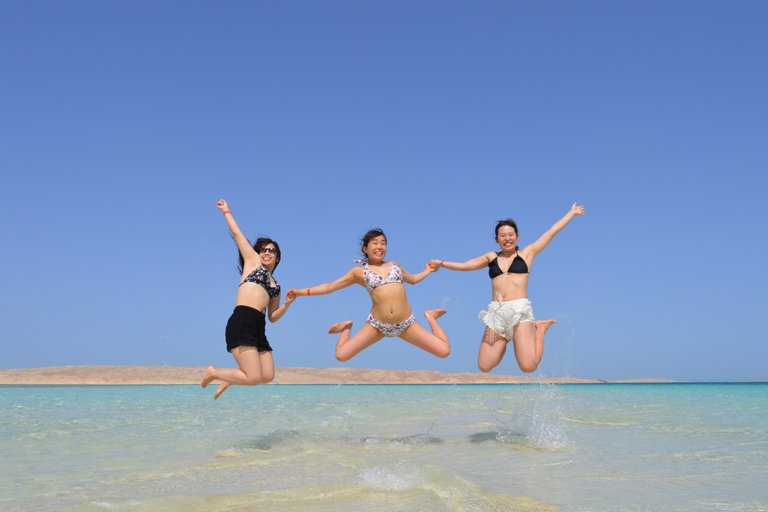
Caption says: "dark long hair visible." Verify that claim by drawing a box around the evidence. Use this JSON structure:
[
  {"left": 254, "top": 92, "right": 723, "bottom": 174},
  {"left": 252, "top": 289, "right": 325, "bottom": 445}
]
[
  {"left": 495, "top": 219, "right": 519, "bottom": 251},
  {"left": 237, "top": 236, "right": 281, "bottom": 274},
  {"left": 360, "top": 228, "right": 386, "bottom": 258}
]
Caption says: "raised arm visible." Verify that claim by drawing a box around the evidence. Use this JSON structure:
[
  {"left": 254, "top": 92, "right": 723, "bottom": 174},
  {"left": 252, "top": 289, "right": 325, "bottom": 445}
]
[
  {"left": 287, "top": 267, "right": 362, "bottom": 299},
  {"left": 217, "top": 199, "right": 261, "bottom": 267},
  {"left": 401, "top": 262, "right": 436, "bottom": 285},
  {"left": 429, "top": 253, "right": 494, "bottom": 272},
  {"left": 524, "top": 202, "right": 585, "bottom": 258}
]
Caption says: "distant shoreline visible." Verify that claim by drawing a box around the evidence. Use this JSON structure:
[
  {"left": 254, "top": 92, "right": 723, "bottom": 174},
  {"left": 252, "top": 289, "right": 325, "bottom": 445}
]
[{"left": 0, "top": 365, "right": 679, "bottom": 385}]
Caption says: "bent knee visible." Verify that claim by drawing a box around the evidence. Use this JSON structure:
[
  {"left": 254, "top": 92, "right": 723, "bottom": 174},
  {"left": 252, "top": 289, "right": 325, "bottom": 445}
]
[
  {"left": 244, "top": 375, "right": 263, "bottom": 386},
  {"left": 261, "top": 374, "right": 275, "bottom": 384},
  {"left": 435, "top": 346, "right": 450, "bottom": 359},
  {"left": 478, "top": 362, "right": 495, "bottom": 373},
  {"left": 519, "top": 362, "right": 539, "bottom": 374},
  {"left": 335, "top": 351, "right": 352, "bottom": 363}
]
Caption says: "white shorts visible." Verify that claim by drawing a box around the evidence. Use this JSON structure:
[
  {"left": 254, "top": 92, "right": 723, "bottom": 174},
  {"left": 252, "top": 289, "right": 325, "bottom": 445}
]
[{"left": 478, "top": 297, "right": 535, "bottom": 340}]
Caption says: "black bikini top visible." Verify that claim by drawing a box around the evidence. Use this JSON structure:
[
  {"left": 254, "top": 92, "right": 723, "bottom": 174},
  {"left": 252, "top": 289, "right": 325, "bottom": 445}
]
[
  {"left": 240, "top": 265, "right": 281, "bottom": 300},
  {"left": 488, "top": 253, "right": 529, "bottom": 279}
]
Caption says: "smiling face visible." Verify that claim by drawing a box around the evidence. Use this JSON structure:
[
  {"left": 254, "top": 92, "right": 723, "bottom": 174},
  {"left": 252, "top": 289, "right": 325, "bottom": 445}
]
[
  {"left": 253, "top": 237, "right": 281, "bottom": 272},
  {"left": 363, "top": 235, "right": 387, "bottom": 262},
  {"left": 258, "top": 243, "right": 278, "bottom": 266},
  {"left": 495, "top": 225, "right": 519, "bottom": 252}
]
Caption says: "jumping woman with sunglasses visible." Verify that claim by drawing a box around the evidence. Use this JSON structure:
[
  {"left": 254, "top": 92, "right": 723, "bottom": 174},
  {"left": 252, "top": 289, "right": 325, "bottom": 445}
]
[{"left": 201, "top": 199, "right": 295, "bottom": 399}]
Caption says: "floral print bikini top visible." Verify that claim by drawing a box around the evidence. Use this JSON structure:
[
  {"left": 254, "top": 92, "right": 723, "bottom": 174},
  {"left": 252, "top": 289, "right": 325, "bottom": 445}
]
[
  {"left": 240, "top": 265, "right": 280, "bottom": 300},
  {"left": 361, "top": 261, "right": 403, "bottom": 292}
]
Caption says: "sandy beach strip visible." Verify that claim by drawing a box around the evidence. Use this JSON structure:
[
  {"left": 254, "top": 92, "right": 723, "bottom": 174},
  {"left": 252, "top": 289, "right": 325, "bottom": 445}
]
[{"left": 0, "top": 366, "right": 677, "bottom": 385}]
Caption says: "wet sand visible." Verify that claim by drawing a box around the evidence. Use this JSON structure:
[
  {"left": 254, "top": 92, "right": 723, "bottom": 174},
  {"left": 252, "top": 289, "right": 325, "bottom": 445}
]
[{"left": 0, "top": 366, "right": 676, "bottom": 385}]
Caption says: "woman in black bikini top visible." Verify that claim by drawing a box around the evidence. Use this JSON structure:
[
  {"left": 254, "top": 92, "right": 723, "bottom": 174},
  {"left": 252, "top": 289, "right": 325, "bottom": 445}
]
[
  {"left": 429, "top": 203, "right": 585, "bottom": 375},
  {"left": 487, "top": 253, "right": 529, "bottom": 278}
]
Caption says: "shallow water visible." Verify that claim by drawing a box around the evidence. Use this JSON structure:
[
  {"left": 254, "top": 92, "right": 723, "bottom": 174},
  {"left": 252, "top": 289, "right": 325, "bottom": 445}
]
[{"left": 2, "top": 383, "right": 767, "bottom": 511}]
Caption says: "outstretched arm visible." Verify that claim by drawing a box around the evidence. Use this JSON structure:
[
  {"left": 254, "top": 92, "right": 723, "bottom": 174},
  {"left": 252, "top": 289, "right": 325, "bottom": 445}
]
[
  {"left": 267, "top": 292, "right": 295, "bottom": 323},
  {"left": 217, "top": 199, "right": 261, "bottom": 267},
  {"left": 525, "top": 202, "right": 585, "bottom": 258},
  {"left": 287, "top": 268, "right": 361, "bottom": 299},
  {"left": 401, "top": 262, "right": 436, "bottom": 285},
  {"left": 429, "top": 254, "right": 493, "bottom": 272}
]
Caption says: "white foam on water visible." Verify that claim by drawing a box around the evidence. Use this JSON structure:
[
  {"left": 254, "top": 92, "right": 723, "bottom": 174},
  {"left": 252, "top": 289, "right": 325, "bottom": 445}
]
[
  {"left": 360, "top": 462, "right": 423, "bottom": 491},
  {"left": 90, "top": 501, "right": 143, "bottom": 509}
]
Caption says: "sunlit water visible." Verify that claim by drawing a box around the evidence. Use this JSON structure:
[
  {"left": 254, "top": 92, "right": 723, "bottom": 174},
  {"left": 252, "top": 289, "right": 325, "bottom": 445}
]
[{"left": 2, "top": 383, "right": 767, "bottom": 511}]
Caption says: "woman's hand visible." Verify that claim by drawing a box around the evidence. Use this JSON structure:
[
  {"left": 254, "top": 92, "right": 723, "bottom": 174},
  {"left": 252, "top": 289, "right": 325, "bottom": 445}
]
[
  {"left": 217, "top": 199, "right": 229, "bottom": 211},
  {"left": 570, "top": 202, "right": 585, "bottom": 216}
]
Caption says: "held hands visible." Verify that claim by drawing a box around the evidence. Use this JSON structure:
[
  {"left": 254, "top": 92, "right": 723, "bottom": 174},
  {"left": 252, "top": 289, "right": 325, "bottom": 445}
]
[
  {"left": 287, "top": 288, "right": 305, "bottom": 300},
  {"left": 217, "top": 199, "right": 230, "bottom": 211},
  {"left": 570, "top": 202, "right": 585, "bottom": 216},
  {"left": 428, "top": 260, "right": 442, "bottom": 272}
]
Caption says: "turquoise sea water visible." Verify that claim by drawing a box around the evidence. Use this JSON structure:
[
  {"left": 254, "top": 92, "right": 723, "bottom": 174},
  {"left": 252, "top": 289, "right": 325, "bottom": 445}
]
[{"left": 2, "top": 383, "right": 767, "bottom": 511}]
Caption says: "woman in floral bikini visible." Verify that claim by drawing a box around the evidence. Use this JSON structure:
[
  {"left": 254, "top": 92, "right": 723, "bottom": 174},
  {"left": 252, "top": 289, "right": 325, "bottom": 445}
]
[
  {"left": 287, "top": 229, "right": 450, "bottom": 362},
  {"left": 201, "top": 199, "right": 295, "bottom": 399}
]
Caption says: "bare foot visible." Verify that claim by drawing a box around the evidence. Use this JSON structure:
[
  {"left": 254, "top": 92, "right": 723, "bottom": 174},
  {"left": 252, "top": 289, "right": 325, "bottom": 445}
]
[
  {"left": 535, "top": 319, "right": 557, "bottom": 333},
  {"left": 328, "top": 320, "right": 353, "bottom": 334},
  {"left": 424, "top": 308, "right": 447, "bottom": 320},
  {"left": 213, "top": 381, "right": 230, "bottom": 400},
  {"left": 201, "top": 366, "right": 217, "bottom": 388}
]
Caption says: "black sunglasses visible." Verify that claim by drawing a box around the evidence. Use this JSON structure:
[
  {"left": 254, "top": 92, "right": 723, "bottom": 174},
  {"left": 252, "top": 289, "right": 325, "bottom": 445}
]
[{"left": 258, "top": 247, "right": 278, "bottom": 254}]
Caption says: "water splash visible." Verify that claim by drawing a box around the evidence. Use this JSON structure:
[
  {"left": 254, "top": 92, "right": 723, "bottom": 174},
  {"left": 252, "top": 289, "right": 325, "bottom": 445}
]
[
  {"left": 440, "top": 296, "right": 466, "bottom": 316},
  {"left": 546, "top": 312, "right": 577, "bottom": 379},
  {"left": 518, "top": 382, "right": 571, "bottom": 450},
  {"left": 490, "top": 383, "right": 571, "bottom": 450}
]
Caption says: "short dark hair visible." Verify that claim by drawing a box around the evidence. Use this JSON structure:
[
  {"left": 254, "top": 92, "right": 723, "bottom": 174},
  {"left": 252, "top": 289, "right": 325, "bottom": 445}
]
[{"left": 360, "top": 228, "right": 386, "bottom": 258}]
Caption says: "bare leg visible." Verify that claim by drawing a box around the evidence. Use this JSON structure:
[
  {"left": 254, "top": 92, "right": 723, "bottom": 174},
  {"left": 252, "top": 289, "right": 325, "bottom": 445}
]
[
  {"left": 200, "top": 346, "right": 265, "bottom": 399},
  {"left": 399, "top": 310, "right": 450, "bottom": 358},
  {"left": 424, "top": 309, "right": 449, "bottom": 343},
  {"left": 212, "top": 350, "right": 274, "bottom": 400},
  {"left": 511, "top": 319, "right": 557, "bottom": 373},
  {"left": 328, "top": 320, "right": 354, "bottom": 334},
  {"left": 213, "top": 381, "right": 230, "bottom": 400},
  {"left": 330, "top": 321, "right": 385, "bottom": 362},
  {"left": 478, "top": 327, "right": 509, "bottom": 373},
  {"left": 201, "top": 366, "right": 218, "bottom": 388},
  {"left": 259, "top": 351, "right": 276, "bottom": 384},
  {"left": 424, "top": 308, "right": 446, "bottom": 320}
]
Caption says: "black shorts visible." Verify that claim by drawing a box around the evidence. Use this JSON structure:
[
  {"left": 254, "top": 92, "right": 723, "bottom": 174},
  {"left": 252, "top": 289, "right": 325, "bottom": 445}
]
[{"left": 225, "top": 305, "right": 273, "bottom": 353}]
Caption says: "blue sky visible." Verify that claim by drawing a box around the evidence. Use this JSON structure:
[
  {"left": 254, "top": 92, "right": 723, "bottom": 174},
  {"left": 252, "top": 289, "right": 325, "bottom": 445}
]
[{"left": 2, "top": 1, "right": 766, "bottom": 382}]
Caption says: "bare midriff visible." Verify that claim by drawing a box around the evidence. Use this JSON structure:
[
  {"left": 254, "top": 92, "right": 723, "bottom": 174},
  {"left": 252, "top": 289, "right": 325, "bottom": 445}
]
[
  {"left": 491, "top": 273, "right": 529, "bottom": 302},
  {"left": 369, "top": 283, "right": 413, "bottom": 323},
  {"left": 235, "top": 283, "right": 271, "bottom": 313}
]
